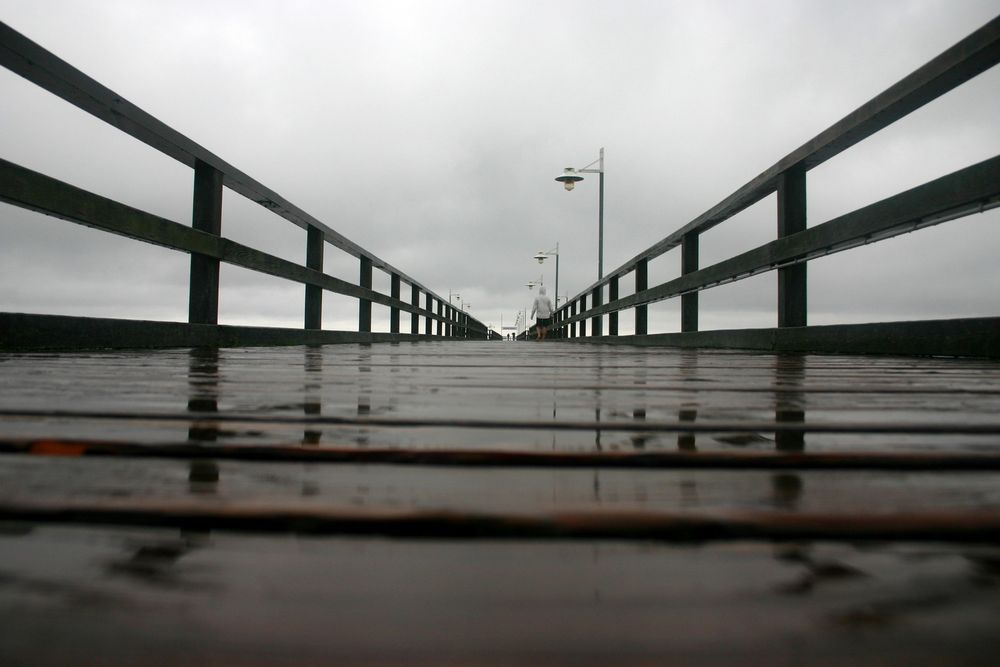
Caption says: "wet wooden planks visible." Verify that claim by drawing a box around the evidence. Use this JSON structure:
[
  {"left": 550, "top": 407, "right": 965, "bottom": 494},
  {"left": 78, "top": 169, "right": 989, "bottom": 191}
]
[{"left": 2, "top": 341, "right": 1000, "bottom": 665}]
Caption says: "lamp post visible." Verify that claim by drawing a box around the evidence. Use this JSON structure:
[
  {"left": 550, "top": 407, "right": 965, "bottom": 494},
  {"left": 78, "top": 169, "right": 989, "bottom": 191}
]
[
  {"left": 532, "top": 243, "right": 559, "bottom": 312},
  {"left": 555, "top": 148, "right": 605, "bottom": 279}
]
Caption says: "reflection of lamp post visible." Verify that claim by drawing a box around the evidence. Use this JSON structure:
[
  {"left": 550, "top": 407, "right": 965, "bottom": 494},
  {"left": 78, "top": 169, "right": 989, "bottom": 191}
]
[
  {"left": 532, "top": 243, "right": 559, "bottom": 311},
  {"left": 555, "top": 148, "right": 604, "bottom": 279}
]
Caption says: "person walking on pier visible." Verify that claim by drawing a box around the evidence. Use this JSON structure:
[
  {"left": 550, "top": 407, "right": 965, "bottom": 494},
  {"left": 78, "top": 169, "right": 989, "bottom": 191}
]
[{"left": 531, "top": 285, "right": 554, "bottom": 341}]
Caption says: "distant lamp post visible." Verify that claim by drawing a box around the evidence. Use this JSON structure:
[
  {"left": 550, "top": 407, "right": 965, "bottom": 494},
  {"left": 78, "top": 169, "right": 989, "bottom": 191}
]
[
  {"left": 532, "top": 243, "right": 559, "bottom": 312},
  {"left": 554, "top": 147, "right": 605, "bottom": 279}
]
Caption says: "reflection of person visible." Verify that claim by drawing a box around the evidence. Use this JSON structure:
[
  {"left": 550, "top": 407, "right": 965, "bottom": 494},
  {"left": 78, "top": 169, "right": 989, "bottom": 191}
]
[{"left": 530, "top": 285, "right": 555, "bottom": 341}]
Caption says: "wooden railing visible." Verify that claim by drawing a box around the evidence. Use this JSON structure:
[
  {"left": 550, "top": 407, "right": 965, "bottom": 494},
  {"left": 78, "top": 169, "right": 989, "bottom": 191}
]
[
  {"left": 551, "top": 15, "right": 1000, "bottom": 357},
  {"left": 0, "top": 21, "right": 494, "bottom": 348}
]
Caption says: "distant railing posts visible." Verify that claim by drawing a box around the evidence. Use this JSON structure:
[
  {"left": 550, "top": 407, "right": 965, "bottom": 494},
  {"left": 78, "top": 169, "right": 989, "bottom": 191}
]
[
  {"left": 411, "top": 285, "right": 420, "bottom": 334},
  {"left": 424, "top": 294, "right": 433, "bottom": 335},
  {"left": 681, "top": 232, "right": 699, "bottom": 333},
  {"left": 635, "top": 259, "right": 648, "bottom": 335},
  {"left": 305, "top": 226, "right": 324, "bottom": 330},
  {"left": 546, "top": 16, "right": 1000, "bottom": 356},
  {"left": 389, "top": 273, "right": 401, "bottom": 333},
  {"left": 609, "top": 277, "right": 619, "bottom": 335},
  {"left": 591, "top": 287, "right": 603, "bottom": 336},
  {"left": 0, "top": 20, "right": 494, "bottom": 348},
  {"left": 189, "top": 160, "right": 224, "bottom": 325},
  {"left": 777, "top": 168, "right": 807, "bottom": 328},
  {"left": 359, "top": 256, "right": 373, "bottom": 332}
]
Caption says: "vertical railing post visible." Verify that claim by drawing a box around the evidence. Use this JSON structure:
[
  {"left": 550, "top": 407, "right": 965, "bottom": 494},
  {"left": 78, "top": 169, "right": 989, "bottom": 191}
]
[
  {"left": 436, "top": 300, "right": 443, "bottom": 336},
  {"left": 359, "top": 256, "right": 372, "bottom": 332},
  {"left": 579, "top": 296, "right": 587, "bottom": 337},
  {"left": 425, "top": 294, "right": 432, "bottom": 335},
  {"left": 389, "top": 273, "right": 401, "bottom": 334},
  {"left": 681, "top": 232, "right": 699, "bottom": 332},
  {"left": 570, "top": 301, "right": 577, "bottom": 338},
  {"left": 304, "top": 225, "right": 324, "bottom": 330},
  {"left": 411, "top": 285, "right": 420, "bottom": 334},
  {"left": 635, "top": 259, "right": 648, "bottom": 336},
  {"left": 777, "top": 168, "right": 807, "bottom": 328},
  {"left": 591, "top": 286, "right": 603, "bottom": 336},
  {"left": 188, "top": 160, "right": 223, "bottom": 325},
  {"left": 608, "top": 276, "right": 619, "bottom": 336}
]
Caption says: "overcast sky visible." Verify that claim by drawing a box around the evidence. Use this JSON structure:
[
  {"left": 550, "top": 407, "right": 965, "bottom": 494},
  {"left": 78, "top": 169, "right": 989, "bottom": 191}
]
[{"left": 1, "top": 0, "right": 998, "bottom": 335}]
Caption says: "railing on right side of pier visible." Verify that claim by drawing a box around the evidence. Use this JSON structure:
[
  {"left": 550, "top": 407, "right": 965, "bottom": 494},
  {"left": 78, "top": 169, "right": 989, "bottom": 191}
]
[
  {"left": 0, "top": 21, "right": 496, "bottom": 349},
  {"left": 551, "top": 15, "right": 1000, "bottom": 357}
]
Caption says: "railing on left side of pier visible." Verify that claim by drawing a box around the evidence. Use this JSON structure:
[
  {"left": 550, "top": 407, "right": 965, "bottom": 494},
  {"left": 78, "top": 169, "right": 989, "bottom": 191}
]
[{"left": 0, "top": 21, "right": 499, "bottom": 349}]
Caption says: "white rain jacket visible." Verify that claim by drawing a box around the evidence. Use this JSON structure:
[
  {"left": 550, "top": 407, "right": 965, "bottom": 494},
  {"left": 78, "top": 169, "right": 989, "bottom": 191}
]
[{"left": 531, "top": 286, "right": 554, "bottom": 319}]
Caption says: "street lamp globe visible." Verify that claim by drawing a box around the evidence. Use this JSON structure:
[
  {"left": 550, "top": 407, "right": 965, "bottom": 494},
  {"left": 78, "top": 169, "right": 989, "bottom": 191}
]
[
  {"left": 533, "top": 252, "right": 547, "bottom": 264},
  {"left": 555, "top": 168, "right": 584, "bottom": 192}
]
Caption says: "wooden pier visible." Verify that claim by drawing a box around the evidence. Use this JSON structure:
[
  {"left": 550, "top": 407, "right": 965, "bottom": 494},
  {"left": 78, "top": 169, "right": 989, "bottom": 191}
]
[
  {"left": 3, "top": 15, "right": 1000, "bottom": 666},
  {"left": 2, "top": 341, "right": 1000, "bottom": 665}
]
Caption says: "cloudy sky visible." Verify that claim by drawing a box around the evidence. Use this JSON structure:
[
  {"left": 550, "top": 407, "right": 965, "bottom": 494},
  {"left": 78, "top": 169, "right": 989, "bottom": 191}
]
[{"left": 1, "top": 0, "right": 997, "bottom": 335}]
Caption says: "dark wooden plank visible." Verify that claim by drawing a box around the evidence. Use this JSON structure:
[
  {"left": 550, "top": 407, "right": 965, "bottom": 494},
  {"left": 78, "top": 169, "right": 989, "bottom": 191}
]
[
  {"left": 2, "top": 526, "right": 998, "bottom": 666},
  {"left": 2, "top": 342, "right": 999, "bottom": 447},
  {"left": 2, "top": 342, "right": 1000, "bottom": 665},
  {"left": 3, "top": 452, "right": 1000, "bottom": 518}
]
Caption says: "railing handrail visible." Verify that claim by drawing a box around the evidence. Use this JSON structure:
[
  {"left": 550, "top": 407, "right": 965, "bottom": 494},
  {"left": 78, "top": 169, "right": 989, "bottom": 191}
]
[
  {"left": 556, "top": 16, "right": 1000, "bottom": 344},
  {"left": 0, "top": 21, "right": 425, "bottom": 289},
  {"left": 563, "top": 14, "right": 1000, "bottom": 308},
  {"left": 0, "top": 20, "right": 492, "bottom": 340}
]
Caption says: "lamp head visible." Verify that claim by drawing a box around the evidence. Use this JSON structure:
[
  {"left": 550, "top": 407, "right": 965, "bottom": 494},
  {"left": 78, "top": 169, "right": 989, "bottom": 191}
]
[
  {"left": 555, "top": 167, "right": 583, "bottom": 192},
  {"left": 533, "top": 252, "right": 547, "bottom": 264}
]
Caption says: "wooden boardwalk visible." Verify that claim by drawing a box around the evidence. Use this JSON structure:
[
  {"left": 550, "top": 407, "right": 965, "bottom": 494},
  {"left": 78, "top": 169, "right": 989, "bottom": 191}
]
[{"left": 2, "top": 341, "right": 1000, "bottom": 665}]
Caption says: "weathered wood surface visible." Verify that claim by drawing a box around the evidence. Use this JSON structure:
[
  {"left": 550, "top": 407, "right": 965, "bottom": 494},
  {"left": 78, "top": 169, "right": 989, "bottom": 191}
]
[{"left": 2, "top": 341, "right": 1000, "bottom": 665}]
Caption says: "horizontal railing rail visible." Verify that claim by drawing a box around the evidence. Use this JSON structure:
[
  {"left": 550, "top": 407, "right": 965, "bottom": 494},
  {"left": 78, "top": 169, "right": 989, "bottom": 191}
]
[
  {"left": 0, "top": 21, "right": 493, "bottom": 346},
  {"left": 551, "top": 15, "right": 1000, "bottom": 353}
]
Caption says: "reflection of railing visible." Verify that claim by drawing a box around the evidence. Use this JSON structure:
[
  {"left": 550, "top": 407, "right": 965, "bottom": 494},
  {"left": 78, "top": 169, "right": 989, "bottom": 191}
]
[
  {"left": 552, "top": 16, "right": 1000, "bottom": 357},
  {"left": 0, "top": 22, "right": 492, "bottom": 348}
]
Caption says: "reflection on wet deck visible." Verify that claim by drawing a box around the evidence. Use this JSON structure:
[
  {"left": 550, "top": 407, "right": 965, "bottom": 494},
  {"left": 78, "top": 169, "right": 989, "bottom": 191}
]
[
  {"left": 4, "top": 342, "right": 1000, "bottom": 453},
  {"left": 2, "top": 341, "right": 1000, "bottom": 664}
]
